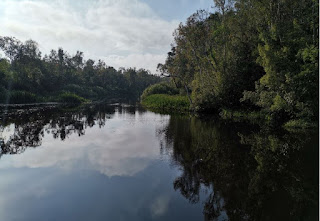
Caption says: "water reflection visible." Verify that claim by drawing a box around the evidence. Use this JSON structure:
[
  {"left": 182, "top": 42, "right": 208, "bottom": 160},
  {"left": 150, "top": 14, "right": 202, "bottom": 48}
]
[
  {"left": 0, "top": 104, "right": 166, "bottom": 177},
  {"left": 0, "top": 104, "right": 318, "bottom": 221},
  {"left": 158, "top": 116, "right": 318, "bottom": 221},
  {"left": 0, "top": 104, "right": 116, "bottom": 155},
  {"left": 0, "top": 104, "right": 149, "bottom": 155}
]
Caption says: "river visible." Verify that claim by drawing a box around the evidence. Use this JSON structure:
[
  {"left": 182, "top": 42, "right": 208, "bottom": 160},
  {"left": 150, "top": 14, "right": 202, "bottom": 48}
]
[{"left": 0, "top": 103, "right": 318, "bottom": 221}]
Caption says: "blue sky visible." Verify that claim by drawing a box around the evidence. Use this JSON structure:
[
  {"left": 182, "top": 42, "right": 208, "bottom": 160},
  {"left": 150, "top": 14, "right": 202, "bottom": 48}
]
[{"left": 0, "top": 0, "right": 214, "bottom": 73}]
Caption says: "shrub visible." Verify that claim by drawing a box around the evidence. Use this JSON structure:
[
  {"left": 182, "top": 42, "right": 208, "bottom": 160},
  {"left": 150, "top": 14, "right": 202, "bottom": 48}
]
[
  {"left": 141, "top": 82, "right": 179, "bottom": 100},
  {"left": 7, "top": 90, "right": 38, "bottom": 104},
  {"left": 58, "top": 92, "right": 87, "bottom": 104}
]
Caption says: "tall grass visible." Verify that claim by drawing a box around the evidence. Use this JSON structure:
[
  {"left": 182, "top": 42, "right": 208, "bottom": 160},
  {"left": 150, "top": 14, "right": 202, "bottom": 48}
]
[{"left": 141, "top": 94, "right": 190, "bottom": 112}]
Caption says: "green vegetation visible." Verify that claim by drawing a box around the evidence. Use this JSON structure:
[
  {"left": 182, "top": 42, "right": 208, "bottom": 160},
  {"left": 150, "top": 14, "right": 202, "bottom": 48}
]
[
  {"left": 0, "top": 37, "right": 161, "bottom": 104},
  {"left": 141, "top": 82, "right": 179, "bottom": 100},
  {"left": 150, "top": 0, "right": 318, "bottom": 127},
  {"left": 0, "top": 88, "right": 42, "bottom": 104},
  {"left": 0, "top": 0, "right": 318, "bottom": 127},
  {"left": 7, "top": 91, "right": 39, "bottom": 104},
  {"left": 283, "top": 119, "right": 317, "bottom": 129},
  {"left": 141, "top": 94, "right": 189, "bottom": 112},
  {"left": 57, "top": 92, "right": 87, "bottom": 104},
  {"left": 219, "top": 109, "right": 266, "bottom": 121}
]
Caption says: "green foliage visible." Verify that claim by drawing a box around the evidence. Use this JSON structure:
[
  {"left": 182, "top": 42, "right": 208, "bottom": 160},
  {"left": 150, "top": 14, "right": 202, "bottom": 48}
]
[
  {"left": 220, "top": 109, "right": 266, "bottom": 121},
  {"left": 0, "top": 86, "right": 8, "bottom": 103},
  {"left": 241, "top": 0, "right": 319, "bottom": 123},
  {"left": 141, "top": 94, "right": 189, "bottom": 112},
  {"left": 140, "top": 82, "right": 179, "bottom": 100},
  {"left": 57, "top": 92, "right": 87, "bottom": 104},
  {"left": 7, "top": 90, "right": 39, "bottom": 104},
  {"left": 62, "top": 84, "right": 85, "bottom": 96},
  {"left": 283, "top": 119, "right": 317, "bottom": 129},
  {"left": 270, "top": 94, "right": 288, "bottom": 112},
  {"left": 0, "top": 0, "right": 318, "bottom": 126},
  {"left": 0, "top": 37, "right": 161, "bottom": 104},
  {"left": 156, "top": 0, "right": 318, "bottom": 126}
]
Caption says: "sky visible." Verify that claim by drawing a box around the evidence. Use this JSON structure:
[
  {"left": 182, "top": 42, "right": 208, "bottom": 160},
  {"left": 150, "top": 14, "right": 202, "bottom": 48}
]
[{"left": 0, "top": 0, "right": 213, "bottom": 73}]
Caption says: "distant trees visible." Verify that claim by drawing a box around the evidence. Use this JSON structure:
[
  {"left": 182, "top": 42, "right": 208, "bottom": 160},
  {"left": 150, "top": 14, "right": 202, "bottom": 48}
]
[
  {"left": 158, "top": 0, "right": 318, "bottom": 123},
  {"left": 0, "top": 36, "right": 161, "bottom": 103}
]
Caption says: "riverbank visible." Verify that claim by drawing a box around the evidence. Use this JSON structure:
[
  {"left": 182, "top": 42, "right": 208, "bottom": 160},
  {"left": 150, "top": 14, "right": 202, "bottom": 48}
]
[{"left": 141, "top": 94, "right": 317, "bottom": 129}]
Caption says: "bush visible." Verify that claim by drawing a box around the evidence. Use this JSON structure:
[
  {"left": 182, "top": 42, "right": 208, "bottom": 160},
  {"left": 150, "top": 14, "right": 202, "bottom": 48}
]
[
  {"left": 141, "top": 82, "right": 179, "bottom": 100},
  {"left": 7, "top": 90, "right": 38, "bottom": 104},
  {"left": 141, "top": 94, "right": 190, "bottom": 112},
  {"left": 58, "top": 92, "right": 87, "bottom": 104}
]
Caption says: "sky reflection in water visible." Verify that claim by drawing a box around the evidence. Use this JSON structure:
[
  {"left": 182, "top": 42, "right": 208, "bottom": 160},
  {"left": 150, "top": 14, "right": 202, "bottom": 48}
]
[
  {"left": 0, "top": 105, "right": 207, "bottom": 221},
  {"left": 0, "top": 104, "right": 317, "bottom": 221}
]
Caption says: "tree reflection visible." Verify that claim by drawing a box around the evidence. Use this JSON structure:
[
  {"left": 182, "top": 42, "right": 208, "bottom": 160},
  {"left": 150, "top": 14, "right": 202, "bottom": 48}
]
[
  {"left": 0, "top": 104, "right": 138, "bottom": 156},
  {"left": 158, "top": 116, "right": 318, "bottom": 221}
]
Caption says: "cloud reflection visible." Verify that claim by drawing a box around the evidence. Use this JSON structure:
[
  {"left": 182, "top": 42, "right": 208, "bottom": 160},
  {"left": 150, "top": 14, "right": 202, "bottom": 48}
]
[{"left": 0, "top": 111, "right": 170, "bottom": 177}]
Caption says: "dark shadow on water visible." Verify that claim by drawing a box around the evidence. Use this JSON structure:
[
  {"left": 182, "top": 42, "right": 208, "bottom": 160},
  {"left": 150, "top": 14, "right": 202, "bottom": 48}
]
[{"left": 157, "top": 115, "right": 319, "bottom": 221}]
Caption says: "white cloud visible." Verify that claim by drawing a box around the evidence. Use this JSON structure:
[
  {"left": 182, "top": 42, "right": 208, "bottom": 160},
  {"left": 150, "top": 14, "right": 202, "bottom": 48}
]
[
  {"left": 100, "top": 53, "right": 167, "bottom": 72},
  {"left": 0, "top": 0, "right": 179, "bottom": 73}
]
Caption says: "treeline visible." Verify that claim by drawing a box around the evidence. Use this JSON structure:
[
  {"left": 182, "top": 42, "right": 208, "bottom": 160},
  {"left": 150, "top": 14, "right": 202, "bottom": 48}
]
[
  {"left": 156, "top": 0, "right": 318, "bottom": 126},
  {"left": 0, "top": 36, "right": 161, "bottom": 104}
]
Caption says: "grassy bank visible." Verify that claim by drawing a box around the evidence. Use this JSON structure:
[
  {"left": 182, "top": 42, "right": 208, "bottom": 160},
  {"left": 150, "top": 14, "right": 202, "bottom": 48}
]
[
  {"left": 141, "top": 91, "right": 317, "bottom": 129},
  {"left": 141, "top": 94, "right": 190, "bottom": 112}
]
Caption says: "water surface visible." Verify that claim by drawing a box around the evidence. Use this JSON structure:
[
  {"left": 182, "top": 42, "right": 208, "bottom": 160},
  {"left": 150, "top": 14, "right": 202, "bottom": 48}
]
[{"left": 0, "top": 104, "right": 318, "bottom": 221}]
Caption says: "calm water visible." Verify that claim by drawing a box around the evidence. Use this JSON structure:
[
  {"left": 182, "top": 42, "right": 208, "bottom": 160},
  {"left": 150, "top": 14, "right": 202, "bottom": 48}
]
[{"left": 0, "top": 104, "right": 318, "bottom": 221}]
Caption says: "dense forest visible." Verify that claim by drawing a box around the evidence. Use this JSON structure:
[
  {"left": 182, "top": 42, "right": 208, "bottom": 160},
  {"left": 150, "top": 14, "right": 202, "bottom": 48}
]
[
  {"left": 0, "top": 36, "right": 161, "bottom": 104},
  {"left": 148, "top": 0, "right": 318, "bottom": 127}
]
